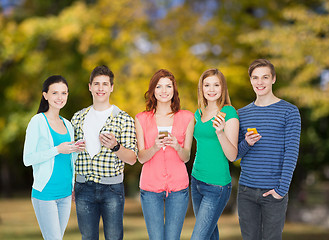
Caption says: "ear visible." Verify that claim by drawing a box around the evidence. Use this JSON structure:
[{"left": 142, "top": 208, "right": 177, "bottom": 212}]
[
  {"left": 89, "top": 83, "right": 92, "bottom": 92},
  {"left": 110, "top": 84, "right": 114, "bottom": 93},
  {"left": 42, "top": 92, "right": 48, "bottom": 100},
  {"left": 272, "top": 75, "right": 276, "bottom": 84}
]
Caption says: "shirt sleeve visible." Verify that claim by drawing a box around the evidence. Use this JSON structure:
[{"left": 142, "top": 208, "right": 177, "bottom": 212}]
[
  {"left": 23, "top": 116, "right": 58, "bottom": 166},
  {"left": 235, "top": 109, "right": 251, "bottom": 161},
  {"left": 120, "top": 114, "right": 138, "bottom": 155},
  {"left": 275, "top": 106, "right": 301, "bottom": 196}
]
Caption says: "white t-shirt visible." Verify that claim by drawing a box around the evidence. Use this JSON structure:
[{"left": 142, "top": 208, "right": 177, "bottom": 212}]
[{"left": 83, "top": 106, "right": 113, "bottom": 158}]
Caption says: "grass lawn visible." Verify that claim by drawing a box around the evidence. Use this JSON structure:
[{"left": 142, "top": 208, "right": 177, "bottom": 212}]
[{"left": 0, "top": 197, "right": 328, "bottom": 239}]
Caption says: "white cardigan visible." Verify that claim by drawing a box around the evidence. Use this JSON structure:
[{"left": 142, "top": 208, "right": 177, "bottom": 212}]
[{"left": 23, "top": 113, "right": 76, "bottom": 191}]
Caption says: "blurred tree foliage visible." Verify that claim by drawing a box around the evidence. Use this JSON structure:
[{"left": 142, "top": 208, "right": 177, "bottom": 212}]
[{"left": 0, "top": 0, "right": 328, "bottom": 197}]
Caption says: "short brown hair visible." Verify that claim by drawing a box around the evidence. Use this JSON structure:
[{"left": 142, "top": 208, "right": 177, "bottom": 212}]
[
  {"left": 248, "top": 59, "right": 276, "bottom": 78},
  {"left": 89, "top": 65, "right": 114, "bottom": 85},
  {"left": 145, "top": 69, "right": 180, "bottom": 114},
  {"left": 197, "top": 68, "right": 231, "bottom": 112}
]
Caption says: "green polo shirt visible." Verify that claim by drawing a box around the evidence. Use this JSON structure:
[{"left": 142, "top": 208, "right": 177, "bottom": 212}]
[{"left": 192, "top": 105, "right": 239, "bottom": 186}]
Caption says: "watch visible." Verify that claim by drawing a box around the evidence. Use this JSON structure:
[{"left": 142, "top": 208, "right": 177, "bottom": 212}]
[{"left": 111, "top": 143, "right": 121, "bottom": 152}]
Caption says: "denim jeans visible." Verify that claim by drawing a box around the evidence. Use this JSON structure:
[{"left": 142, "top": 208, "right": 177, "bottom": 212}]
[
  {"left": 237, "top": 184, "right": 288, "bottom": 240},
  {"left": 140, "top": 187, "right": 189, "bottom": 240},
  {"left": 75, "top": 181, "right": 125, "bottom": 240},
  {"left": 31, "top": 195, "right": 72, "bottom": 240},
  {"left": 190, "top": 176, "right": 232, "bottom": 240}
]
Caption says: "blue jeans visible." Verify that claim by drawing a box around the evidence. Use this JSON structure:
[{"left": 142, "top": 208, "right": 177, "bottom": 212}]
[
  {"left": 140, "top": 187, "right": 189, "bottom": 240},
  {"left": 32, "top": 195, "right": 72, "bottom": 240},
  {"left": 191, "top": 176, "right": 232, "bottom": 240},
  {"left": 237, "top": 185, "right": 288, "bottom": 240},
  {"left": 75, "top": 182, "right": 125, "bottom": 240}
]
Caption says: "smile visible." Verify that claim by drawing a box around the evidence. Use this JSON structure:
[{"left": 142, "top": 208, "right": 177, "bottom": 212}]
[{"left": 256, "top": 86, "right": 265, "bottom": 90}]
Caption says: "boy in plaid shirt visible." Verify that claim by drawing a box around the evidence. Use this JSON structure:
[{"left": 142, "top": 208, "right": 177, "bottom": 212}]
[{"left": 71, "top": 65, "right": 137, "bottom": 240}]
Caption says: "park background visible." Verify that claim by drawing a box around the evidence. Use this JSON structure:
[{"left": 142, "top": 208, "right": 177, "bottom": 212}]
[{"left": 0, "top": 0, "right": 329, "bottom": 239}]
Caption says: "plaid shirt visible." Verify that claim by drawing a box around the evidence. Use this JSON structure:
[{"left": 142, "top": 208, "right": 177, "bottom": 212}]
[{"left": 71, "top": 105, "right": 137, "bottom": 183}]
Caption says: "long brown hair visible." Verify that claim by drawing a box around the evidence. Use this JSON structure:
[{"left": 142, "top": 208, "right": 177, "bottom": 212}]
[
  {"left": 197, "top": 68, "right": 231, "bottom": 113},
  {"left": 145, "top": 69, "right": 180, "bottom": 114}
]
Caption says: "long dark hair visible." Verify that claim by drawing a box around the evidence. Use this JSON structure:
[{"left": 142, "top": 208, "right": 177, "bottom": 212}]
[
  {"left": 144, "top": 69, "right": 180, "bottom": 114},
  {"left": 37, "top": 75, "right": 69, "bottom": 114}
]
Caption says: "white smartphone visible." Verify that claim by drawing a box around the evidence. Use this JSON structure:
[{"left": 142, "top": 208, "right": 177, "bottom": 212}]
[{"left": 75, "top": 139, "right": 85, "bottom": 145}]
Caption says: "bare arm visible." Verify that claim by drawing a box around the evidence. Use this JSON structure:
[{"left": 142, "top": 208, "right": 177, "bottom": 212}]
[
  {"left": 114, "top": 146, "right": 136, "bottom": 165},
  {"left": 135, "top": 117, "right": 163, "bottom": 164},
  {"left": 213, "top": 115, "right": 239, "bottom": 162}
]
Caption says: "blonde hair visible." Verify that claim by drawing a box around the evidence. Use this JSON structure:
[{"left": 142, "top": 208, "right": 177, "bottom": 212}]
[{"left": 197, "top": 68, "right": 231, "bottom": 113}]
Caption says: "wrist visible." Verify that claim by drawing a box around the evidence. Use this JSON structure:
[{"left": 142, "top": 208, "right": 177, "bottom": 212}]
[
  {"left": 175, "top": 144, "right": 182, "bottom": 152},
  {"left": 111, "top": 143, "right": 121, "bottom": 152},
  {"left": 152, "top": 143, "right": 161, "bottom": 152},
  {"left": 216, "top": 129, "right": 225, "bottom": 136}
]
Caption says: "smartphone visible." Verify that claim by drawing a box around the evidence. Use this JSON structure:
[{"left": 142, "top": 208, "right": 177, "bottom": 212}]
[
  {"left": 158, "top": 131, "right": 169, "bottom": 139},
  {"left": 75, "top": 139, "right": 85, "bottom": 145},
  {"left": 247, "top": 128, "right": 258, "bottom": 134}
]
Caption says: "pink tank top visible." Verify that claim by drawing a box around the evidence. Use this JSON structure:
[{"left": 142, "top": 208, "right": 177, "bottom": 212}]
[{"left": 136, "top": 110, "right": 194, "bottom": 194}]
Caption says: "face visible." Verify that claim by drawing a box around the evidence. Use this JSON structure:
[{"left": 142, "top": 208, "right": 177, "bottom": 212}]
[
  {"left": 154, "top": 77, "right": 174, "bottom": 103},
  {"left": 89, "top": 75, "right": 113, "bottom": 104},
  {"left": 250, "top": 66, "right": 276, "bottom": 97},
  {"left": 202, "top": 75, "right": 221, "bottom": 103},
  {"left": 43, "top": 82, "right": 68, "bottom": 111}
]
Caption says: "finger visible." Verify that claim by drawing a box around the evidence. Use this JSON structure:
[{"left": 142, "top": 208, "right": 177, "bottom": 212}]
[
  {"left": 158, "top": 134, "right": 165, "bottom": 139},
  {"left": 215, "top": 116, "right": 224, "bottom": 122},
  {"left": 246, "top": 131, "right": 254, "bottom": 137},
  {"left": 263, "top": 190, "right": 272, "bottom": 197},
  {"left": 212, "top": 120, "right": 220, "bottom": 128}
]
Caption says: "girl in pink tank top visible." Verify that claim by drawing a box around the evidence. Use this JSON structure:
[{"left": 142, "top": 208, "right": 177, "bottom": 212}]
[{"left": 135, "top": 69, "right": 194, "bottom": 240}]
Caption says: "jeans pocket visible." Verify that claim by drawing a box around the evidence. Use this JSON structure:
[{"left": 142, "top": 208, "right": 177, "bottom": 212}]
[
  {"left": 238, "top": 185, "right": 248, "bottom": 193},
  {"left": 74, "top": 182, "right": 85, "bottom": 192},
  {"left": 107, "top": 183, "right": 124, "bottom": 196},
  {"left": 268, "top": 194, "right": 286, "bottom": 202}
]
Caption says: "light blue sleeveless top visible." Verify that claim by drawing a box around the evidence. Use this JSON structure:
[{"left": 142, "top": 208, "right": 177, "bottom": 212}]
[{"left": 32, "top": 113, "right": 73, "bottom": 200}]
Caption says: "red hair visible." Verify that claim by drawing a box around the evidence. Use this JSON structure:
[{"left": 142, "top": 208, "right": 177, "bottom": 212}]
[{"left": 145, "top": 69, "right": 180, "bottom": 114}]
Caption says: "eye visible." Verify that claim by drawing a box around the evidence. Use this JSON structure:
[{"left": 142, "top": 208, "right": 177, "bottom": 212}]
[{"left": 156, "top": 85, "right": 161, "bottom": 88}]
